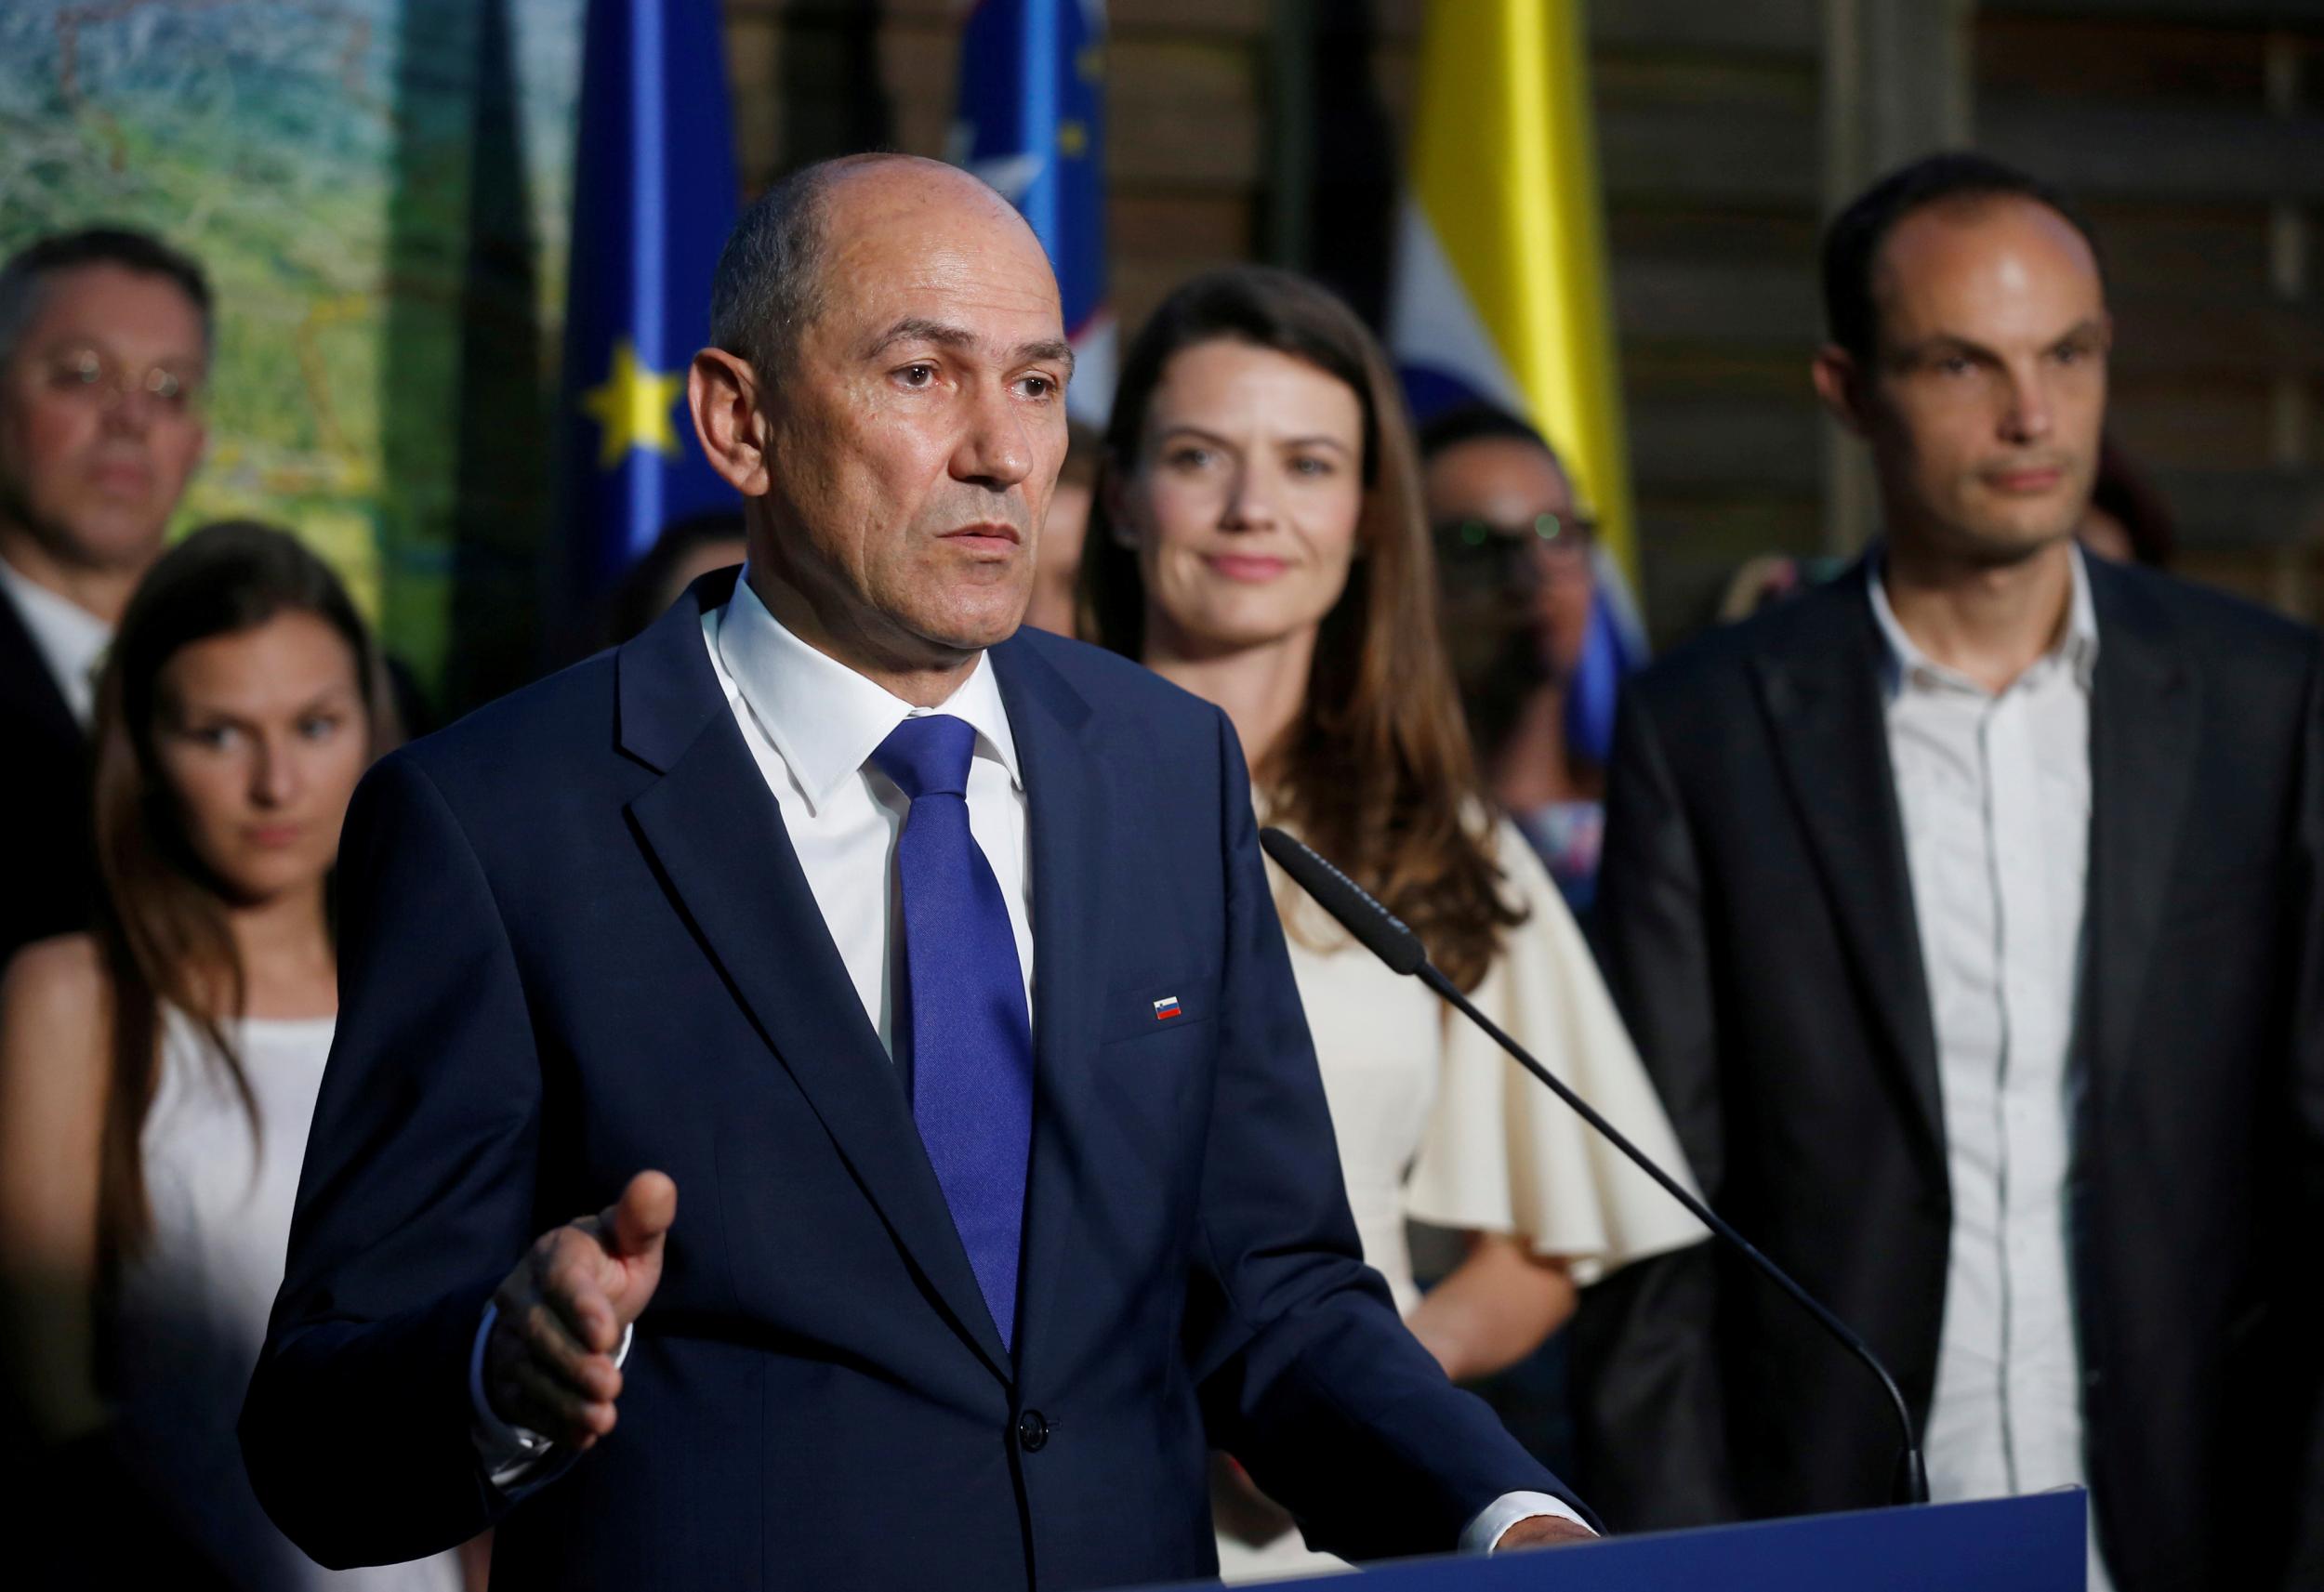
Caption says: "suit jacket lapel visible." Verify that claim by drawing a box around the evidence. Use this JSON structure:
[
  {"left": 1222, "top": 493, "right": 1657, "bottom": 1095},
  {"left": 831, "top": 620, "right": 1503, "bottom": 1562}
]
[
  {"left": 2081, "top": 563, "right": 2199, "bottom": 1109},
  {"left": 616, "top": 585, "right": 1012, "bottom": 1379},
  {"left": 1752, "top": 569, "right": 1947, "bottom": 1170},
  {"left": 0, "top": 580, "right": 85, "bottom": 752},
  {"left": 988, "top": 635, "right": 1104, "bottom": 1377}
]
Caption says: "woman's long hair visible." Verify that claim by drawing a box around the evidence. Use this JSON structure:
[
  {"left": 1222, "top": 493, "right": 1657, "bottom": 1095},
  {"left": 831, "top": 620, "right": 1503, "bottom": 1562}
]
[
  {"left": 1081, "top": 266, "right": 1519, "bottom": 992},
  {"left": 91, "top": 521, "right": 379, "bottom": 1272}
]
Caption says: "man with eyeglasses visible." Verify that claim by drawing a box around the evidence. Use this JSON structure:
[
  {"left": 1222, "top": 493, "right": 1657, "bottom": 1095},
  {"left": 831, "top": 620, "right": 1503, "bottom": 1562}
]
[{"left": 0, "top": 229, "right": 212, "bottom": 965}]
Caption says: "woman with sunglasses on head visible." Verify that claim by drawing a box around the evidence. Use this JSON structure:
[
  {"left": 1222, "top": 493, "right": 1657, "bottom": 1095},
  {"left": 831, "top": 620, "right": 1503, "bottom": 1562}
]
[
  {"left": 1082, "top": 267, "right": 1705, "bottom": 1580},
  {"left": 0, "top": 522, "right": 461, "bottom": 1589}
]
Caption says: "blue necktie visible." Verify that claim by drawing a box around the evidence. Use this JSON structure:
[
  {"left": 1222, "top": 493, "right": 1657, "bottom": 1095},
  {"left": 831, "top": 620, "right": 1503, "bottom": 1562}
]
[{"left": 872, "top": 714, "right": 1035, "bottom": 1349}]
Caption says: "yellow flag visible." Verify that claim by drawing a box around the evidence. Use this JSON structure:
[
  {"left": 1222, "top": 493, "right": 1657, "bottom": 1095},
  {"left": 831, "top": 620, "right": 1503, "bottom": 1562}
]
[{"left": 1388, "top": 0, "right": 1637, "bottom": 585}]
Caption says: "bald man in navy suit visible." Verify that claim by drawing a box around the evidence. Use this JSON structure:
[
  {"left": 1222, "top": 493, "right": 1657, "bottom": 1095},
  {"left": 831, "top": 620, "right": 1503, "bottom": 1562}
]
[{"left": 243, "top": 156, "right": 1594, "bottom": 1591}]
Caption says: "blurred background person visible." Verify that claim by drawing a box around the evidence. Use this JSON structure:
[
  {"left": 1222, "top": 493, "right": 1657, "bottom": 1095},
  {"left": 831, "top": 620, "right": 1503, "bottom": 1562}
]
[
  {"left": 0, "top": 228, "right": 211, "bottom": 967},
  {"left": 1083, "top": 266, "right": 1704, "bottom": 1581},
  {"left": 1022, "top": 416, "right": 1101, "bottom": 636},
  {"left": 601, "top": 507, "right": 747, "bottom": 645},
  {"left": 0, "top": 522, "right": 463, "bottom": 1590},
  {"left": 2077, "top": 434, "right": 2176, "bottom": 568},
  {"left": 1578, "top": 153, "right": 2324, "bottom": 1592},
  {"left": 1418, "top": 404, "right": 1608, "bottom": 913}
]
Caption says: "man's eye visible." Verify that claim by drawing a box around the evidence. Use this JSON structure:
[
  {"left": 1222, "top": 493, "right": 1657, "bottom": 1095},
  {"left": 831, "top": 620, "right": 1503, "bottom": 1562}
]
[
  {"left": 1934, "top": 355, "right": 1974, "bottom": 376},
  {"left": 898, "top": 363, "right": 937, "bottom": 388},
  {"left": 1020, "top": 375, "right": 1055, "bottom": 400}
]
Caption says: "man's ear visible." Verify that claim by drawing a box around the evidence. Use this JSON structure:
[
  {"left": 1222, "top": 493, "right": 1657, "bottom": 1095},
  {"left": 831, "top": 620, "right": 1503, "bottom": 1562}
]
[
  {"left": 689, "top": 349, "right": 771, "bottom": 495},
  {"left": 1811, "top": 343, "right": 1872, "bottom": 438}
]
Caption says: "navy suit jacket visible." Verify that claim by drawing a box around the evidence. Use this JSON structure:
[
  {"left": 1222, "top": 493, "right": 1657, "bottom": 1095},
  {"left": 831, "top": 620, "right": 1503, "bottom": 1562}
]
[
  {"left": 242, "top": 576, "right": 1576, "bottom": 1591},
  {"left": 0, "top": 585, "right": 94, "bottom": 967}
]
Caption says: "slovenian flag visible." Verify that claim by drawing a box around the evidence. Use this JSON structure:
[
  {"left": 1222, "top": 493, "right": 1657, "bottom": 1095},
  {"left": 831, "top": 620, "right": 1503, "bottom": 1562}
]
[
  {"left": 558, "top": 0, "right": 740, "bottom": 602},
  {"left": 1386, "top": 0, "right": 1646, "bottom": 761},
  {"left": 948, "top": 0, "right": 1116, "bottom": 427}
]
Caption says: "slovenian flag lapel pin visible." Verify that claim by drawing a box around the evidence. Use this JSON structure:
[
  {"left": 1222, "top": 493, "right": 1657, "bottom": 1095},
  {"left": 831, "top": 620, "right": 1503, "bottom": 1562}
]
[{"left": 1153, "top": 994, "right": 1182, "bottom": 1021}]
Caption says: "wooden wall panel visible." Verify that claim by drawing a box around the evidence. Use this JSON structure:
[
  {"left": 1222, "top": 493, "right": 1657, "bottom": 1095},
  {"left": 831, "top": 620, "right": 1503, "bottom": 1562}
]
[
  {"left": 712, "top": 1, "right": 1834, "bottom": 644},
  {"left": 1979, "top": 4, "right": 2324, "bottom": 618},
  {"left": 712, "top": 2, "right": 2324, "bottom": 633}
]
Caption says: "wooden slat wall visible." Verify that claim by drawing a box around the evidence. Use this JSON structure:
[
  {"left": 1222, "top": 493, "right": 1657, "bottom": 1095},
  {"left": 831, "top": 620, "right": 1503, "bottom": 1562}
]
[
  {"left": 717, "top": 0, "right": 1830, "bottom": 644},
  {"left": 1977, "top": 5, "right": 2324, "bottom": 616},
  {"left": 719, "top": 3, "right": 2324, "bottom": 636}
]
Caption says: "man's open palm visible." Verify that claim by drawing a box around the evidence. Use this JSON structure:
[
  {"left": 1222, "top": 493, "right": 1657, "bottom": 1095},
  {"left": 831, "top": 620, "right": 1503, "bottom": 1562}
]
[{"left": 484, "top": 1171, "right": 677, "bottom": 1450}]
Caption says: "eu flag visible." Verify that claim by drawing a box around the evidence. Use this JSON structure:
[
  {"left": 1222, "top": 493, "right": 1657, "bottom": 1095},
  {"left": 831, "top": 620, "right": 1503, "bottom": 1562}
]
[
  {"left": 949, "top": 0, "right": 1115, "bottom": 425},
  {"left": 559, "top": 0, "right": 739, "bottom": 601}
]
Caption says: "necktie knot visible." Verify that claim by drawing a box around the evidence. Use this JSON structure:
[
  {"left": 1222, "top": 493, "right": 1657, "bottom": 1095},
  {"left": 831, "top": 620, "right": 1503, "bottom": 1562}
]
[{"left": 873, "top": 713, "right": 977, "bottom": 802}]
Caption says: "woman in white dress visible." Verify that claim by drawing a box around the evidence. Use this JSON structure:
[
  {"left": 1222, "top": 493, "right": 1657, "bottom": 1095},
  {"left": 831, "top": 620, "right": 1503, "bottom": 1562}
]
[
  {"left": 0, "top": 522, "right": 464, "bottom": 1590},
  {"left": 1082, "top": 268, "right": 1708, "bottom": 1578}
]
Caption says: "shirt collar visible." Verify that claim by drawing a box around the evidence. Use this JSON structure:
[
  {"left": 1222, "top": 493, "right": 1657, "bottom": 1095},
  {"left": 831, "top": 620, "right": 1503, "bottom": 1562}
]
[
  {"left": 0, "top": 551, "right": 112, "bottom": 727},
  {"left": 1867, "top": 542, "right": 2100, "bottom": 699},
  {"left": 713, "top": 566, "right": 1021, "bottom": 814}
]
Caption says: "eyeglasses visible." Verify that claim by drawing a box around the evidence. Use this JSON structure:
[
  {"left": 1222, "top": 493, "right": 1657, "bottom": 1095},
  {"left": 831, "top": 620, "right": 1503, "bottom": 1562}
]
[
  {"left": 1433, "top": 510, "right": 1598, "bottom": 571},
  {"left": 35, "top": 345, "right": 205, "bottom": 414}
]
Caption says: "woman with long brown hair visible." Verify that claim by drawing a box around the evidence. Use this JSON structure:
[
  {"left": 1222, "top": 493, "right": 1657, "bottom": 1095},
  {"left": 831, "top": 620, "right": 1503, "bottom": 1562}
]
[
  {"left": 0, "top": 522, "right": 458, "bottom": 1589},
  {"left": 1084, "top": 268, "right": 1705, "bottom": 1578}
]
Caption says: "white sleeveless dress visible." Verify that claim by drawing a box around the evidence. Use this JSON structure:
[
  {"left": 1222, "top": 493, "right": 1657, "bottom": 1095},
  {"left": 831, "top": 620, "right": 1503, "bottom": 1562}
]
[
  {"left": 1212, "top": 817, "right": 1707, "bottom": 1581},
  {"left": 110, "top": 1007, "right": 461, "bottom": 1592}
]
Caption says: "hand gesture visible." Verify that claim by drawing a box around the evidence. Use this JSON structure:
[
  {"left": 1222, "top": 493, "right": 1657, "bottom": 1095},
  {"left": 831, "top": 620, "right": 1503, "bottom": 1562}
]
[{"left": 482, "top": 1171, "right": 676, "bottom": 1451}]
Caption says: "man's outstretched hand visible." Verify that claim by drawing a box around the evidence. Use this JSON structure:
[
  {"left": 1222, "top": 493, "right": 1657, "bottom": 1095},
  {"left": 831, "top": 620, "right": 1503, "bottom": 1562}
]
[{"left": 483, "top": 1171, "right": 676, "bottom": 1450}]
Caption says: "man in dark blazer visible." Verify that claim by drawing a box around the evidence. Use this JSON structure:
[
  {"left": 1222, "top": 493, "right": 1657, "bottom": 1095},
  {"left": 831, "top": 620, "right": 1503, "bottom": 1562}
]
[
  {"left": 0, "top": 229, "right": 211, "bottom": 965},
  {"left": 242, "top": 155, "right": 1592, "bottom": 1591},
  {"left": 1574, "top": 154, "right": 2323, "bottom": 1591}
]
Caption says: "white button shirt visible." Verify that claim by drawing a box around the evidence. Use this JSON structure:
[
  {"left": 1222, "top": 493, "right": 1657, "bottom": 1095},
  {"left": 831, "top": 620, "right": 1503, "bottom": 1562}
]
[
  {"left": 1869, "top": 550, "right": 2111, "bottom": 1591},
  {"left": 0, "top": 551, "right": 112, "bottom": 727},
  {"left": 708, "top": 571, "right": 1036, "bottom": 1050},
  {"left": 478, "top": 574, "right": 1583, "bottom": 1545}
]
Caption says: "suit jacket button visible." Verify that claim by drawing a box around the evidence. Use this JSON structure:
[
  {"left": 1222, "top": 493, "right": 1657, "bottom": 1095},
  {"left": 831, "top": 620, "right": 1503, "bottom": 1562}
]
[{"left": 1016, "top": 1410, "right": 1050, "bottom": 1452}]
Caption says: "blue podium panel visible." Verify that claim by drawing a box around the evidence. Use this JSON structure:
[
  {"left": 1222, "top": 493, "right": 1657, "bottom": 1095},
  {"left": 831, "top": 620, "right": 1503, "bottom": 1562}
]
[{"left": 1128, "top": 1493, "right": 2085, "bottom": 1591}]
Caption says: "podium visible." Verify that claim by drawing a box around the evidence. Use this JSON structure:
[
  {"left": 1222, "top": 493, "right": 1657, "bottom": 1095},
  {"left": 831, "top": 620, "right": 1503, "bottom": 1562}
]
[{"left": 1132, "top": 1492, "right": 2086, "bottom": 1590}]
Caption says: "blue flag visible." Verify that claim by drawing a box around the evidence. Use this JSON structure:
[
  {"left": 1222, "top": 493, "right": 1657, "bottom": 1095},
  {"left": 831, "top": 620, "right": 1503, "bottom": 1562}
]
[
  {"left": 949, "top": 0, "right": 1115, "bottom": 425},
  {"left": 559, "top": 0, "right": 739, "bottom": 600}
]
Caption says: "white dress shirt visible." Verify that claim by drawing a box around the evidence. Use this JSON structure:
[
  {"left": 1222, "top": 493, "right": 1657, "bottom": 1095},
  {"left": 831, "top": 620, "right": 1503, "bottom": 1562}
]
[
  {"left": 1870, "top": 549, "right": 2111, "bottom": 1591},
  {"left": 474, "top": 574, "right": 1582, "bottom": 1546},
  {"left": 707, "top": 573, "right": 1035, "bottom": 1050},
  {"left": 0, "top": 550, "right": 111, "bottom": 726}
]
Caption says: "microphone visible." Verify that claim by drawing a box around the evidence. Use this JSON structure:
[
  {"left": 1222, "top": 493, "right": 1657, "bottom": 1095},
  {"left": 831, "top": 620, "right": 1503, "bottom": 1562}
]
[{"left": 1258, "top": 825, "right": 1930, "bottom": 1507}]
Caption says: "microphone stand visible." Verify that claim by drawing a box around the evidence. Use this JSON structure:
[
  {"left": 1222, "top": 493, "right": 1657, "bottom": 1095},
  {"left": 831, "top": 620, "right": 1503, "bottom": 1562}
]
[
  {"left": 1260, "top": 826, "right": 1929, "bottom": 1506},
  {"left": 1417, "top": 960, "right": 1928, "bottom": 1506}
]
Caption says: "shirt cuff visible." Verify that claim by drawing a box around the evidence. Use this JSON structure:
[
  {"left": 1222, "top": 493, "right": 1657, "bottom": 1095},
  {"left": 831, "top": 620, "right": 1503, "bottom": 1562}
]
[
  {"left": 468, "top": 1301, "right": 633, "bottom": 1490},
  {"left": 1460, "top": 1491, "right": 1596, "bottom": 1553}
]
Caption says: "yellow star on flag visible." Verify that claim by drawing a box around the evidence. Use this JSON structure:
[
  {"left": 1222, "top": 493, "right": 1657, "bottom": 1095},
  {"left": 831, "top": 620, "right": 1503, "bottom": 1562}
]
[
  {"left": 581, "top": 338, "right": 685, "bottom": 469},
  {"left": 1057, "top": 119, "right": 1089, "bottom": 159}
]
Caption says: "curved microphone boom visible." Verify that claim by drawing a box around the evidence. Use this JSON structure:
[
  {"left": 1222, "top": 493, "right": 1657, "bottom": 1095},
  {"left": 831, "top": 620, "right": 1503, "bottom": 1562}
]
[{"left": 1258, "top": 825, "right": 1931, "bottom": 1508}]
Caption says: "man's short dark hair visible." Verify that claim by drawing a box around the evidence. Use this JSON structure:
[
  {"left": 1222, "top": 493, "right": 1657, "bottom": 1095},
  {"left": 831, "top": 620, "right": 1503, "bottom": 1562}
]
[
  {"left": 0, "top": 227, "right": 214, "bottom": 370},
  {"left": 1820, "top": 152, "right": 2101, "bottom": 363},
  {"left": 1416, "top": 401, "right": 1559, "bottom": 467},
  {"left": 712, "top": 153, "right": 928, "bottom": 379}
]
